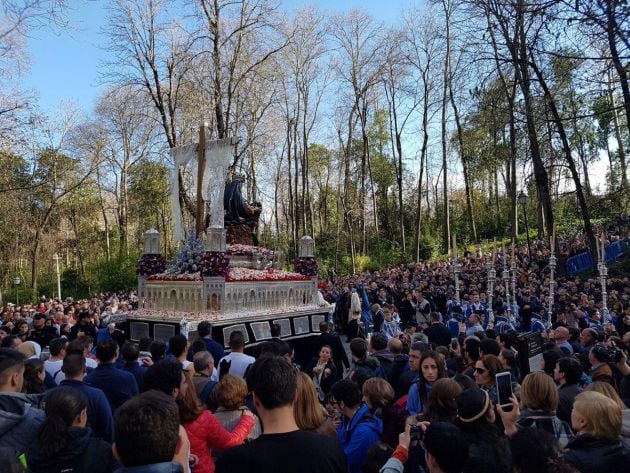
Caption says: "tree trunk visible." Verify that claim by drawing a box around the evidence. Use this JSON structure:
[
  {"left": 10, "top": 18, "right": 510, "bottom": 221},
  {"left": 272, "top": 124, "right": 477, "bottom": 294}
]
[
  {"left": 286, "top": 120, "right": 296, "bottom": 254},
  {"left": 513, "top": 0, "right": 553, "bottom": 238},
  {"left": 441, "top": 0, "right": 452, "bottom": 253},
  {"left": 605, "top": 2, "right": 630, "bottom": 143},
  {"left": 608, "top": 68, "right": 628, "bottom": 188},
  {"left": 449, "top": 81, "right": 478, "bottom": 242},
  {"left": 529, "top": 53, "right": 596, "bottom": 253},
  {"left": 119, "top": 165, "right": 129, "bottom": 257},
  {"left": 96, "top": 165, "right": 111, "bottom": 263},
  {"left": 486, "top": 5, "right": 518, "bottom": 240}
]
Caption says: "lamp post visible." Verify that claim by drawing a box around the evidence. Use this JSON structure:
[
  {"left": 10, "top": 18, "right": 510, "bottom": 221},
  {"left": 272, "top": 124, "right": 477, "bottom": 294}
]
[
  {"left": 53, "top": 253, "right": 62, "bottom": 301},
  {"left": 13, "top": 276, "right": 21, "bottom": 306},
  {"left": 517, "top": 191, "right": 531, "bottom": 257}
]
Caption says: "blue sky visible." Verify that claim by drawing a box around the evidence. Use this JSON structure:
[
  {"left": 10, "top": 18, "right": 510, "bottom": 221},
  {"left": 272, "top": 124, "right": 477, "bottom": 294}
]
[{"left": 23, "top": 0, "right": 415, "bottom": 114}]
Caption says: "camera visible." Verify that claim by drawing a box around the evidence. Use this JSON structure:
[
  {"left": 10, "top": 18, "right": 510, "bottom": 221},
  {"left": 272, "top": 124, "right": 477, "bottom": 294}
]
[
  {"left": 409, "top": 424, "right": 424, "bottom": 442},
  {"left": 592, "top": 344, "right": 623, "bottom": 364},
  {"left": 609, "top": 346, "right": 624, "bottom": 363}
]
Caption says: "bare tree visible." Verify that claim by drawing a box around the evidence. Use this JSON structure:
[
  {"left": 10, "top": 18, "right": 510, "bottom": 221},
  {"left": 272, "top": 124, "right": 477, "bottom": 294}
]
[
  {"left": 403, "top": 8, "right": 440, "bottom": 261},
  {"left": 382, "top": 28, "right": 421, "bottom": 255},
  {"left": 193, "top": 1, "right": 290, "bottom": 147},
  {"left": 95, "top": 85, "right": 157, "bottom": 256},
  {"left": 105, "top": 0, "right": 196, "bottom": 219},
  {"left": 330, "top": 9, "right": 387, "bottom": 252}
]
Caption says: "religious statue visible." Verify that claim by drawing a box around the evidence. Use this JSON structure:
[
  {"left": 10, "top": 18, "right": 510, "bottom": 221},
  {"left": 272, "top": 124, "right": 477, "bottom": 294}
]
[{"left": 221, "top": 177, "right": 262, "bottom": 246}]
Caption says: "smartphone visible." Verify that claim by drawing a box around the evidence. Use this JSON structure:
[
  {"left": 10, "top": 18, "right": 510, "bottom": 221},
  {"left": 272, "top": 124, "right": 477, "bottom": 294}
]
[
  {"left": 496, "top": 372, "right": 513, "bottom": 411},
  {"left": 451, "top": 337, "right": 458, "bottom": 349}
]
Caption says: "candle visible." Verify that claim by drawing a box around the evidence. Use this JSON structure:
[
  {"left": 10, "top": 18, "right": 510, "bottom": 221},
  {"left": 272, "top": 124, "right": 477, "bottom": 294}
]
[
  {"left": 601, "top": 233, "right": 606, "bottom": 262},
  {"left": 502, "top": 242, "right": 506, "bottom": 266},
  {"left": 492, "top": 238, "right": 496, "bottom": 264},
  {"left": 511, "top": 239, "right": 515, "bottom": 259},
  {"left": 551, "top": 227, "right": 555, "bottom": 254}
]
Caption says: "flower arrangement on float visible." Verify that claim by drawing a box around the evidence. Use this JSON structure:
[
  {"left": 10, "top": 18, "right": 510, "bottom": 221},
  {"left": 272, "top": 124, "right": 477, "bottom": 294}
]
[
  {"left": 146, "top": 272, "right": 202, "bottom": 281},
  {"left": 294, "top": 256, "right": 318, "bottom": 277},
  {"left": 136, "top": 254, "right": 166, "bottom": 276},
  {"left": 225, "top": 267, "right": 310, "bottom": 282},
  {"left": 132, "top": 308, "right": 218, "bottom": 321},
  {"left": 202, "top": 252, "right": 230, "bottom": 277},
  {"left": 227, "top": 244, "right": 276, "bottom": 259}
]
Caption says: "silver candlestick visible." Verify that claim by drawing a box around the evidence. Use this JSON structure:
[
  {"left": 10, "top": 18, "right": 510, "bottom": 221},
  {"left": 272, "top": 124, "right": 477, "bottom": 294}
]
[
  {"left": 487, "top": 260, "right": 496, "bottom": 324},
  {"left": 453, "top": 258, "right": 462, "bottom": 304},
  {"left": 598, "top": 261, "right": 609, "bottom": 322},
  {"left": 548, "top": 254, "right": 556, "bottom": 329},
  {"left": 510, "top": 257, "right": 518, "bottom": 314},
  {"left": 503, "top": 265, "right": 511, "bottom": 317}
]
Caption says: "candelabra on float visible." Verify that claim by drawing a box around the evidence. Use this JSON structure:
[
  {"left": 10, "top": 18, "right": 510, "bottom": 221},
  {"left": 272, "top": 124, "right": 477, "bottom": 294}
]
[
  {"left": 598, "top": 234, "right": 609, "bottom": 322},
  {"left": 510, "top": 241, "right": 518, "bottom": 316},
  {"left": 502, "top": 243, "right": 511, "bottom": 318},
  {"left": 486, "top": 254, "right": 496, "bottom": 325},
  {"left": 548, "top": 229, "right": 556, "bottom": 329}
]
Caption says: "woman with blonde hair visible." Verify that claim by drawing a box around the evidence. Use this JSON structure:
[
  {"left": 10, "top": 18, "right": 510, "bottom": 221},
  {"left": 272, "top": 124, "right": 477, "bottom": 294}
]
[
  {"left": 516, "top": 371, "right": 574, "bottom": 448},
  {"left": 585, "top": 381, "right": 630, "bottom": 438},
  {"left": 564, "top": 391, "right": 630, "bottom": 473},
  {"left": 214, "top": 374, "right": 262, "bottom": 441},
  {"left": 294, "top": 371, "right": 337, "bottom": 437}
]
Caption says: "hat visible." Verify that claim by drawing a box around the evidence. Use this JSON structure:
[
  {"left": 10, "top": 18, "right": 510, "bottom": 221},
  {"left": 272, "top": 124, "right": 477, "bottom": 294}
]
[{"left": 456, "top": 388, "right": 491, "bottom": 423}]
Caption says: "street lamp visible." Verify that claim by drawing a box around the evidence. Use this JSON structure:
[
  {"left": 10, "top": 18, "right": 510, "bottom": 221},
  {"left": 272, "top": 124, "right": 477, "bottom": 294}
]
[
  {"left": 53, "top": 253, "right": 62, "bottom": 301},
  {"left": 517, "top": 191, "right": 532, "bottom": 257},
  {"left": 13, "top": 276, "right": 21, "bottom": 306}
]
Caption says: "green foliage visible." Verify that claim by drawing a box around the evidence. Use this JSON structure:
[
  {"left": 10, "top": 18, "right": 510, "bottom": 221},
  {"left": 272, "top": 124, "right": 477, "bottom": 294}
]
[
  {"left": 417, "top": 237, "right": 435, "bottom": 262},
  {"left": 90, "top": 253, "right": 140, "bottom": 294},
  {"left": 129, "top": 160, "right": 171, "bottom": 244}
]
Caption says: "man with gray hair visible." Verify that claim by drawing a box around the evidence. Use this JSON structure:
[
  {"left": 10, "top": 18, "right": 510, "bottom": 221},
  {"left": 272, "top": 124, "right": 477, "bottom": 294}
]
[{"left": 192, "top": 351, "right": 217, "bottom": 408}]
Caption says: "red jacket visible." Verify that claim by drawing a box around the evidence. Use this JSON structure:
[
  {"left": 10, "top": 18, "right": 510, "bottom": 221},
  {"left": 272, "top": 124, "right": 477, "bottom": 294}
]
[{"left": 184, "top": 409, "right": 255, "bottom": 473}]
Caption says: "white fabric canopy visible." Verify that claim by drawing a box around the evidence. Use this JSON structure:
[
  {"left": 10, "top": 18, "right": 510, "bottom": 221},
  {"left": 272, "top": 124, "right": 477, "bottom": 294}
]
[
  {"left": 201, "top": 137, "right": 233, "bottom": 229},
  {"left": 169, "top": 143, "right": 198, "bottom": 242}
]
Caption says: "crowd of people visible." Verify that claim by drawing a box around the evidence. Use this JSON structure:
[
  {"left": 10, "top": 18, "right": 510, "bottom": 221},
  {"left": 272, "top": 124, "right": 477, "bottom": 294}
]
[{"left": 0, "top": 230, "right": 629, "bottom": 472}]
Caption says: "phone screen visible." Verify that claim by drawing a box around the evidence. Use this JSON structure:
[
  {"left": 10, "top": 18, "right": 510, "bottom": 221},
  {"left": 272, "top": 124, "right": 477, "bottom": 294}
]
[{"left": 496, "top": 372, "right": 513, "bottom": 408}]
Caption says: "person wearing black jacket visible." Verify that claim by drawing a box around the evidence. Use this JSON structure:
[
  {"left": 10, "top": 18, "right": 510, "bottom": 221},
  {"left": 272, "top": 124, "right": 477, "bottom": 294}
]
[
  {"left": 425, "top": 312, "right": 452, "bottom": 348},
  {"left": 69, "top": 313, "right": 96, "bottom": 341},
  {"left": 26, "top": 387, "right": 117, "bottom": 473},
  {"left": 305, "top": 346, "right": 337, "bottom": 401},
  {"left": 564, "top": 391, "right": 630, "bottom": 473},
  {"left": 28, "top": 314, "right": 57, "bottom": 348},
  {"left": 371, "top": 305, "right": 385, "bottom": 334},
  {"left": 554, "top": 357, "right": 583, "bottom": 425},
  {"left": 312, "top": 321, "right": 349, "bottom": 380}
]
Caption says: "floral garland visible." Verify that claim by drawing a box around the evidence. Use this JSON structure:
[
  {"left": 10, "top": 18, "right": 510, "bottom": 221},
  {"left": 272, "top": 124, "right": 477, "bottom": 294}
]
[
  {"left": 136, "top": 254, "right": 166, "bottom": 276},
  {"left": 227, "top": 244, "right": 276, "bottom": 259},
  {"left": 146, "top": 272, "right": 201, "bottom": 281},
  {"left": 202, "top": 252, "right": 230, "bottom": 277},
  {"left": 226, "top": 267, "right": 311, "bottom": 282},
  {"left": 294, "top": 257, "right": 318, "bottom": 277}
]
